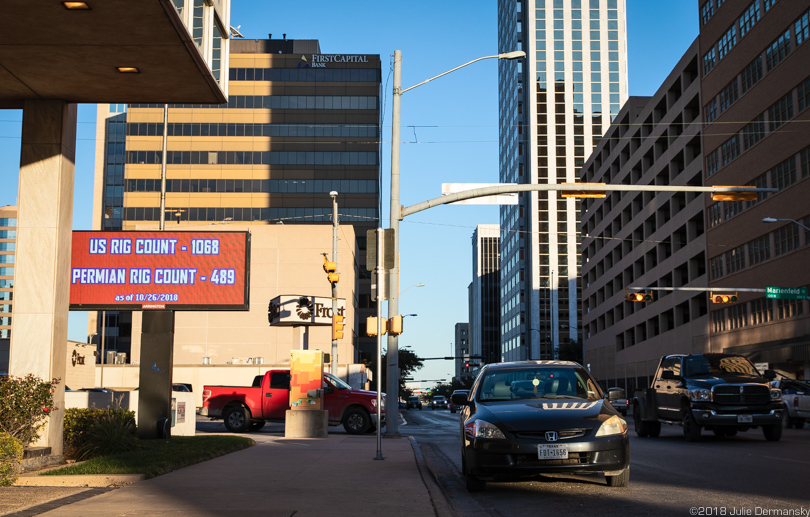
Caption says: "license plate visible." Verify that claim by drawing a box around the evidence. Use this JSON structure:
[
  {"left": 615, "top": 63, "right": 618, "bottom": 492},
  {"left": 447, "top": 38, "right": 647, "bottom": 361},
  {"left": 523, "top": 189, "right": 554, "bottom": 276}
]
[
  {"left": 537, "top": 444, "right": 568, "bottom": 459},
  {"left": 737, "top": 414, "right": 753, "bottom": 423}
]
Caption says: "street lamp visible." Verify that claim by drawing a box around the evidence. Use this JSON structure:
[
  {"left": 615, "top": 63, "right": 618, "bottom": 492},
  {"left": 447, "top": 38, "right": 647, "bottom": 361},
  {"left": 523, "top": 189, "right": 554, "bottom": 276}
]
[
  {"left": 386, "top": 49, "right": 525, "bottom": 437},
  {"left": 400, "top": 283, "right": 425, "bottom": 296},
  {"left": 762, "top": 217, "right": 810, "bottom": 232}
]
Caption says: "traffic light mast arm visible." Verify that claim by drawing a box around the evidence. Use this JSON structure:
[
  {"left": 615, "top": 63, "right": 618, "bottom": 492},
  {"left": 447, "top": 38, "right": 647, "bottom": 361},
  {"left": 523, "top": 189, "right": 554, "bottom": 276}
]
[
  {"left": 402, "top": 184, "right": 777, "bottom": 219},
  {"left": 628, "top": 286, "right": 767, "bottom": 293}
]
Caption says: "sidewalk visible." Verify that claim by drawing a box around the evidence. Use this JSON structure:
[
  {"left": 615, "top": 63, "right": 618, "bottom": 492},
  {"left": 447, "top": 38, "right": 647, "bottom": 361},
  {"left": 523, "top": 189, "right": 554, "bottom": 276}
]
[{"left": 6, "top": 433, "right": 449, "bottom": 517}]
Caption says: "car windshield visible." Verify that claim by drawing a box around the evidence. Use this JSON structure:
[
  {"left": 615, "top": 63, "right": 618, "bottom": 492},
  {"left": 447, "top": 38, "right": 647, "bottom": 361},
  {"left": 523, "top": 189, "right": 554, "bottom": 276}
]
[
  {"left": 325, "top": 373, "right": 352, "bottom": 390},
  {"left": 477, "top": 367, "right": 602, "bottom": 401},
  {"left": 683, "top": 355, "right": 761, "bottom": 378}
]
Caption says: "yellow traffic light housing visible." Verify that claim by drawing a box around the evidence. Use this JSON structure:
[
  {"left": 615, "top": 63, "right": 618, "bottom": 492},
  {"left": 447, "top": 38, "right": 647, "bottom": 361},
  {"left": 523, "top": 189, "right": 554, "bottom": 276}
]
[
  {"left": 711, "top": 292, "right": 738, "bottom": 303},
  {"left": 389, "top": 315, "right": 403, "bottom": 336},
  {"left": 711, "top": 187, "right": 757, "bottom": 201},
  {"left": 626, "top": 290, "right": 653, "bottom": 302},
  {"left": 561, "top": 182, "right": 607, "bottom": 198},
  {"left": 365, "top": 316, "right": 387, "bottom": 336},
  {"left": 323, "top": 256, "right": 339, "bottom": 283},
  {"left": 332, "top": 314, "right": 344, "bottom": 340}
]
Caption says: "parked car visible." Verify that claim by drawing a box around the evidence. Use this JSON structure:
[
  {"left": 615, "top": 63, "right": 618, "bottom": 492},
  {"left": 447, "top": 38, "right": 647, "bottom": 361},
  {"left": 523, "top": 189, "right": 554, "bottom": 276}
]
[
  {"left": 431, "top": 395, "right": 448, "bottom": 410},
  {"left": 202, "top": 370, "right": 384, "bottom": 434},
  {"left": 453, "top": 360, "right": 629, "bottom": 491},
  {"left": 771, "top": 378, "right": 810, "bottom": 429},
  {"left": 407, "top": 395, "right": 422, "bottom": 410},
  {"left": 450, "top": 390, "right": 469, "bottom": 413},
  {"left": 607, "top": 387, "right": 628, "bottom": 416}
]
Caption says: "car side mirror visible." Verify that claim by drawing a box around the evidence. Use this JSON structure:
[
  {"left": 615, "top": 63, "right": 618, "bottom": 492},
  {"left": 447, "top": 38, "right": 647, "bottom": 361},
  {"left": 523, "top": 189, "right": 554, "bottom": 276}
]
[{"left": 764, "top": 369, "right": 777, "bottom": 380}]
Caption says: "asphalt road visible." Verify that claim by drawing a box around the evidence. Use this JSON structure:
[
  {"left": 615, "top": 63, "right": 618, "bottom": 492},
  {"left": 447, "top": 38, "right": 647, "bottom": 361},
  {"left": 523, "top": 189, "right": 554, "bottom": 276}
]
[{"left": 402, "top": 407, "right": 810, "bottom": 517}]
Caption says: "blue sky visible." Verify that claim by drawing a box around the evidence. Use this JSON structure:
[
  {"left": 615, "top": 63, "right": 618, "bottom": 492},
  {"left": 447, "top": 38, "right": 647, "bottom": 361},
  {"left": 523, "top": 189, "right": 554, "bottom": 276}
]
[{"left": 0, "top": 1, "right": 698, "bottom": 385}]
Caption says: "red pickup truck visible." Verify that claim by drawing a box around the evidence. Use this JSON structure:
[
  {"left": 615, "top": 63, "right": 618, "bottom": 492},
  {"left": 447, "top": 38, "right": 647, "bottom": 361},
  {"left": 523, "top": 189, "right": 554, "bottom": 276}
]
[{"left": 201, "top": 370, "right": 384, "bottom": 434}]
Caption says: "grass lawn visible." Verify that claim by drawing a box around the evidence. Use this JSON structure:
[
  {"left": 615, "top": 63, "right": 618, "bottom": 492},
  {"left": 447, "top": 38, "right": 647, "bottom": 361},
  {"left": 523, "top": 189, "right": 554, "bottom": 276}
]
[{"left": 41, "top": 436, "right": 255, "bottom": 479}]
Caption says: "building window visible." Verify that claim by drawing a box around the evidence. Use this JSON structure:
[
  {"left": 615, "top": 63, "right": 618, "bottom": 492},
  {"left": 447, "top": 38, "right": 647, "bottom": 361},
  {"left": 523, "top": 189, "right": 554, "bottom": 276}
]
[
  {"left": 750, "top": 298, "right": 772, "bottom": 325},
  {"left": 192, "top": 0, "right": 204, "bottom": 49},
  {"left": 739, "top": 1, "right": 761, "bottom": 38},
  {"left": 777, "top": 298, "right": 803, "bottom": 319},
  {"left": 712, "top": 309, "right": 726, "bottom": 333},
  {"left": 748, "top": 235, "right": 771, "bottom": 266},
  {"left": 765, "top": 29, "right": 791, "bottom": 71},
  {"left": 768, "top": 92, "right": 794, "bottom": 131},
  {"left": 706, "top": 149, "right": 719, "bottom": 176},
  {"left": 720, "top": 135, "right": 740, "bottom": 166},
  {"left": 703, "top": 47, "right": 717, "bottom": 76},
  {"left": 770, "top": 156, "right": 796, "bottom": 191},
  {"left": 742, "top": 114, "right": 765, "bottom": 149},
  {"left": 729, "top": 304, "right": 747, "bottom": 330},
  {"left": 718, "top": 25, "right": 737, "bottom": 59},
  {"left": 774, "top": 223, "right": 799, "bottom": 256},
  {"left": 797, "top": 8, "right": 810, "bottom": 45},
  {"left": 705, "top": 98, "right": 718, "bottom": 123},
  {"left": 722, "top": 200, "right": 743, "bottom": 221},
  {"left": 798, "top": 76, "right": 810, "bottom": 110},
  {"left": 763, "top": 0, "right": 777, "bottom": 12},
  {"left": 725, "top": 245, "right": 745, "bottom": 274},
  {"left": 719, "top": 79, "right": 739, "bottom": 113},
  {"left": 710, "top": 256, "right": 724, "bottom": 280},
  {"left": 709, "top": 203, "right": 722, "bottom": 228},
  {"left": 740, "top": 56, "right": 763, "bottom": 93},
  {"left": 701, "top": 0, "right": 715, "bottom": 26},
  {"left": 801, "top": 146, "right": 810, "bottom": 178}
]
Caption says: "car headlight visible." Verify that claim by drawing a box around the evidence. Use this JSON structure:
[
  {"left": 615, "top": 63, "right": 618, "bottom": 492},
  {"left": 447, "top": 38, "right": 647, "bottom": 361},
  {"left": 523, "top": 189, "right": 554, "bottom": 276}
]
[
  {"left": 689, "top": 389, "right": 712, "bottom": 401},
  {"left": 770, "top": 389, "right": 782, "bottom": 401},
  {"left": 595, "top": 415, "right": 628, "bottom": 437},
  {"left": 464, "top": 419, "right": 506, "bottom": 440}
]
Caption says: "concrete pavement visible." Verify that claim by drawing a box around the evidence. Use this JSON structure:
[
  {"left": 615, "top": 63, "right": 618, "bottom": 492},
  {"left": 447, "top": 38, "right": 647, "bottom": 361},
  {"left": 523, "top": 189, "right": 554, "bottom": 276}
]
[{"left": 2, "top": 431, "right": 452, "bottom": 517}]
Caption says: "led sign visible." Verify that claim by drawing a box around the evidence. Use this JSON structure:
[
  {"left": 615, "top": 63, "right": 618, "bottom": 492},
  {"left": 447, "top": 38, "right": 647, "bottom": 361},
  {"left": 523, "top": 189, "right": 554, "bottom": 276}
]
[{"left": 69, "top": 231, "right": 250, "bottom": 311}]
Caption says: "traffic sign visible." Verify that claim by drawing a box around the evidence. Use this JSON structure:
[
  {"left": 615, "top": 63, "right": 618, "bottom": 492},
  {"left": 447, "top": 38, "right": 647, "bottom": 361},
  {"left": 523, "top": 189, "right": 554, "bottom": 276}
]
[{"left": 766, "top": 286, "right": 808, "bottom": 300}]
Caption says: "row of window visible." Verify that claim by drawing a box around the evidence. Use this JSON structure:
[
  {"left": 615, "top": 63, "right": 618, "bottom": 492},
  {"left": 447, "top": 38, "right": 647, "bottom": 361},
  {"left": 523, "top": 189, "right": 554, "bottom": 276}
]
[
  {"left": 126, "top": 122, "right": 379, "bottom": 139},
  {"left": 125, "top": 178, "right": 379, "bottom": 195},
  {"left": 706, "top": 77, "right": 809, "bottom": 175},
  {"left": 0, "top": 219, "right": 16, "bottom": 227},
  {"left": 0, "top": 255, "right": 13, "bottom": 264},
  {"left": 126, "top": 150, "right": 379, "bottom": 166},
  {"left": 711, "top": 296, "right": 803, "bottom": 333},
  {"left": 131, "top": 95, "right": 379, "bottom": 111},
  {"left": 123, "top": 206, "right": 378, "bottom": 223},
  {"left": 0, "top": 231, "right": 16, "bottom": 239},
  {"left": 703, "top": 0, "right": 787, "bottom": 75},
  {"left": 0, "top": 267, "right": 13, "bottom": 277},
  {"left": 709, "top": 216, "right": 809, "bottom": 280},
  {"left": 228, "top": 67, "right": 379, "bottom": 83}
]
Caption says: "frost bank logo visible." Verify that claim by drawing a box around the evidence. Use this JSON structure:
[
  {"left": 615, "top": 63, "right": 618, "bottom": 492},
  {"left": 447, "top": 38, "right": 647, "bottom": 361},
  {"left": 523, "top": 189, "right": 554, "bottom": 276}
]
[{"left": 296, "top": 297, "right": 313, "bottom": 320}]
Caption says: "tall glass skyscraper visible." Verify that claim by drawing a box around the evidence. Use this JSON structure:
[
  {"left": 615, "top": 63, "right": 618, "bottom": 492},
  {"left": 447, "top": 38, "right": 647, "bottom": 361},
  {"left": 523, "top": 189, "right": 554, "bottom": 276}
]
[{"left": 497, "top": 0, "right": 628, "bottom": 361}]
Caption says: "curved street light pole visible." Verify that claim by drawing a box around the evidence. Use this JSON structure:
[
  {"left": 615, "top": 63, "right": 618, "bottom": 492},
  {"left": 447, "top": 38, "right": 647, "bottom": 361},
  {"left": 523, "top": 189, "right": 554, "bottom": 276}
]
[{"left": 386, "top": 49, "right": 525, "bottom": 437}]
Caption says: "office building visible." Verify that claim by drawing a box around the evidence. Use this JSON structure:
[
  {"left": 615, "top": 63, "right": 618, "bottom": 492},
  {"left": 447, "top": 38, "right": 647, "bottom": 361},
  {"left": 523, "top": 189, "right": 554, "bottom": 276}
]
[
  {"left": 497, "top": 0, "right": 629, "bottom": 361},
  {"left": 90, "top": 37, "right": 382, "bottom": 364},
  {"left": 700, "top": 0, "right": 810, "bottom": 378},
  {"left": 454, "top": 322, "right": 470, "bottom": 380},
  {"left": 580, "top": 41, "right": 706, "bottom": 392},
  {"left": 470, "top": 224, "right": 502, "bottom": 365},
  {"left": 0, "top": 206, "right": 15, "bottom": 342}
]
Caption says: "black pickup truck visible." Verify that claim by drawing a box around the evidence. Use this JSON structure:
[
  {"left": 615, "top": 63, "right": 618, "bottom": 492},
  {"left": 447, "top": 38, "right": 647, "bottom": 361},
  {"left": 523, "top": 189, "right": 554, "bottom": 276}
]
[{"left": 633, "top": 353, "right": 784, "bottom": 442}]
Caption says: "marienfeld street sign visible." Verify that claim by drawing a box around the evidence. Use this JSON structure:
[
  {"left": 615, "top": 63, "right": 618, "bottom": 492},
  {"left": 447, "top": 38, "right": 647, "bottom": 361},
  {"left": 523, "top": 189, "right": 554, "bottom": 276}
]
[{"left": 766, "top": 286, "right": 808, "bottom": 300}]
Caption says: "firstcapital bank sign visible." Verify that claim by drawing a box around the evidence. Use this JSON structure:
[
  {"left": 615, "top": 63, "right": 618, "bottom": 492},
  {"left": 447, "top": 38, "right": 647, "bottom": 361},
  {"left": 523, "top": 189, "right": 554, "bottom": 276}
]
[{"left": 311, "top": 54, "right": 369, "bottom": 67}]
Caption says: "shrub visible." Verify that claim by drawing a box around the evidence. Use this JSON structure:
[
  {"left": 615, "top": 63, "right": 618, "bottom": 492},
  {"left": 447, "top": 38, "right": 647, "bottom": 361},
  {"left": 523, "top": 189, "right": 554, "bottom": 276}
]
[
  {"left": 0, "top": 432, "right": 24, "bottom": 486},
  {"left": 64, "top": 408, "right": 137, "bottom": 460},
  {"left": 0, "top": 375, "right": 59, "bottom": 447}
]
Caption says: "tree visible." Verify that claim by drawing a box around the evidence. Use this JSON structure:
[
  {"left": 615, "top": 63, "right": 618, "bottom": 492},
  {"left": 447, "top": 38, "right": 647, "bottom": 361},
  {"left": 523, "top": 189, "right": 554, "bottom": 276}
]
[{"left": 365, "top": 349, "right": 424, "bottom": 400}]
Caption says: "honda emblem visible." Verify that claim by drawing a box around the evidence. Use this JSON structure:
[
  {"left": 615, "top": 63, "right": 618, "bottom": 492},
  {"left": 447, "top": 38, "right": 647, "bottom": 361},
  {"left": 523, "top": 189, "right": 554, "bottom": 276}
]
[{"left": 545, "top": 431, "right": 558, "bottom": 442}]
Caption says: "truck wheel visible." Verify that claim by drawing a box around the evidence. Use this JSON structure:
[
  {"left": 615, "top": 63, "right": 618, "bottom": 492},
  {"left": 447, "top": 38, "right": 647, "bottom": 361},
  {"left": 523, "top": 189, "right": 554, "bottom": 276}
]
[
  {"left": 763, "top": 423, "right": 782, "bottom": 441},
  {"left": 605, "top": 467, "right": 629, "bottom": 487},
  {"left": 224, "top": 406, "right": 250, "bottom": 433},
  {"left": 633, "top": 407, "right": 649, "bottom": 437},
  {"left": 682, "top": 406, "right": 702, "bottom": 442},
  {"left": 343, "top": 408, "right": 371, "bottom": 435},
  {"left": 249, "top": 421, "right": 265, "bottom": 431},
  {"left": 648, "top": 421, "right": 661, "bottom": 438}
]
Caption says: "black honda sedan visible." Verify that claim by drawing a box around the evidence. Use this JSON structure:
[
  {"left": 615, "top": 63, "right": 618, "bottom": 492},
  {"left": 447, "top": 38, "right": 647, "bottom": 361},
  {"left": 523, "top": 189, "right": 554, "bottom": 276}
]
[{"left": 453, "top": 361, "right": 629, "bottom": 491}]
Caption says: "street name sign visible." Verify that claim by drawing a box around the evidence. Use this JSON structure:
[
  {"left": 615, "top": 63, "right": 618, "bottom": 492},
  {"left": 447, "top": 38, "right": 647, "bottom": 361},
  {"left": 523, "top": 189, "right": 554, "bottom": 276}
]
[{"left": 766, "top": 286, "right": 808, "bottom": 300}]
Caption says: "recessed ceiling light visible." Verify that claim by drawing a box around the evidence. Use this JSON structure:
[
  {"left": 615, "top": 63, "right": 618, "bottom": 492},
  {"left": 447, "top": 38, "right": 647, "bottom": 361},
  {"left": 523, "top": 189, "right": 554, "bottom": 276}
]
[
  {"left": 117, "top": 67, "right": 140, "bottom": 73},
  {"left": 63, "top": 2, "right": 91, "bottom": 9}
]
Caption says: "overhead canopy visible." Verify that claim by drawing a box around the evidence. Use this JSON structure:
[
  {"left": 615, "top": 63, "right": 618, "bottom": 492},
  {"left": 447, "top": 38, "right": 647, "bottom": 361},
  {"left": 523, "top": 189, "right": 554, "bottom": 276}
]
[{"left": 0, "top": 0, "right": 227, "bottom": 109}]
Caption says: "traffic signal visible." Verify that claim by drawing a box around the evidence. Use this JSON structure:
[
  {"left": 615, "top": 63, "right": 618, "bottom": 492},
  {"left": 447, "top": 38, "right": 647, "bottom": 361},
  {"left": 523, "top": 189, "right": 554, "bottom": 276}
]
[
  {"left": 626, "top": 290, "right": 652, "bottom": 302},
  {"left": 332, "top": 314, "right": 344, "bottom": 340},
  {"left": 365, "top": 316, "right": 387, "bottom": 336},
  {"left": 389, "top": 315, "right": 403, "bottom": 336},
  {"left": 323, "top": 256, "right": 339, "bottom": 284},
  {"left": 711, "top": 187, "right": 757, "bottom": 201},
  {"left": 561, "top": 182, "right": 607, "bottom": 198},
  {"left": 711, "top": 292, "right": 738, "bottom": 303}
]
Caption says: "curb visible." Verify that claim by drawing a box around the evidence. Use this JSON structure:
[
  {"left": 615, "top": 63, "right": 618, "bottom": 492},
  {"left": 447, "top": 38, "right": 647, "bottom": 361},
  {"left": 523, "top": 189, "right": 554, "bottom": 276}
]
[
  {"left": 14, "top": 474, "right": 145, "bottom": 487},
  {"left": 408, "top": 436, "right": 456, "bottom": 517}
]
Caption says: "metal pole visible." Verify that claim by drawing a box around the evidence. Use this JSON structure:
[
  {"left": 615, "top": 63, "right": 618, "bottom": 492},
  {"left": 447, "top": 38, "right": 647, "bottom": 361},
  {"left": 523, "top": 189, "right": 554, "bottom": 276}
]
[
  {"left": 374, "top": 227, "right": 384, "bottom": 460},
  {"left": 99, "top": 310, "right": 106, "bottom": 388},
  {"left": 330, "top": 192, "right": 339, "bottom": 377},
  {"left": 386, "top": 50, "right": 402, "bottom": 437},
  {"left": 159, "top": 104, "right": 168, "bottom": 231}
]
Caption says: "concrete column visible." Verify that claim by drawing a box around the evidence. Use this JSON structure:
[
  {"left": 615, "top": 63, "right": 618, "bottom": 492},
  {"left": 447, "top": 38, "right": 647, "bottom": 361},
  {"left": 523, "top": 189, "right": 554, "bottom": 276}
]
[
  {"left": 10, "top": 100, "right": 77, "bottom": 456},
  {"left": 137, "top": 310, "right": 175, "bottom": 439}
]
